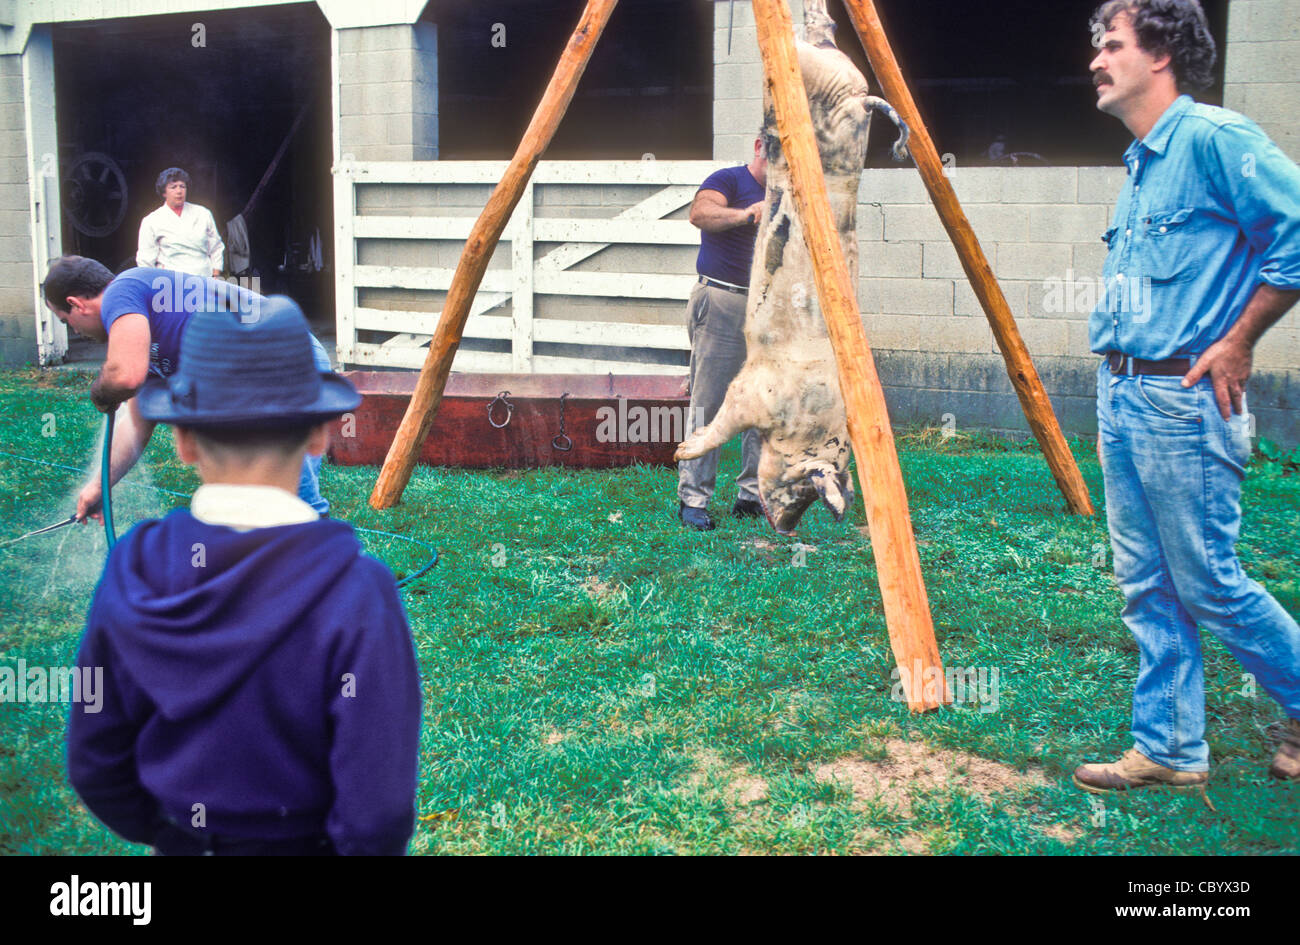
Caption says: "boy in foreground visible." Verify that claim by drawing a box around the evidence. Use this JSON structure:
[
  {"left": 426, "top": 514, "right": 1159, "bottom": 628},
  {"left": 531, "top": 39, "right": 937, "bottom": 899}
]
[{"left": 66, "top": 297, "right": 423, "bottom": 855}]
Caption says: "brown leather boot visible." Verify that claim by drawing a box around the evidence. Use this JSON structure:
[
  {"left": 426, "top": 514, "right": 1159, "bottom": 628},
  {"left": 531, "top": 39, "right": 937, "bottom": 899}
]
[
  {"left": 1072, "top": 747, "right": 1209, "bottom": 794},
  {"left": 1269, "top": 719, "right": 1300, "bottom": 780}
]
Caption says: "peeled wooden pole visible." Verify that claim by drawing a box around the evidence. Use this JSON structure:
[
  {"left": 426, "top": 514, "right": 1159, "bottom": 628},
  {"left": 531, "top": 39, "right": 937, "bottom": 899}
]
[
  {"left": 370, "top": 0, "right": 618, "bottom": 509},
  {"left": 753, "top": 0, "right": 946, "bottom": 712},
  {"left": 841, "top": 0, "right": 1095, "bottom": 517}
]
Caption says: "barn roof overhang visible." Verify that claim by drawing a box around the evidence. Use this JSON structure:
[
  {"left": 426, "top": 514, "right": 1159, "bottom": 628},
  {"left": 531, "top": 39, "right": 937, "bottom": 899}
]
[{"left": 0, "top": 0, "right": 429, "bottom": 54}]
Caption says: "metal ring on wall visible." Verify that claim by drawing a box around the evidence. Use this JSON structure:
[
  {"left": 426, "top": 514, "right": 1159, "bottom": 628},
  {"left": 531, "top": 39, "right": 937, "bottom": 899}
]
[{"left": 487, "top": 391, "right": 514, "bottom": 429}]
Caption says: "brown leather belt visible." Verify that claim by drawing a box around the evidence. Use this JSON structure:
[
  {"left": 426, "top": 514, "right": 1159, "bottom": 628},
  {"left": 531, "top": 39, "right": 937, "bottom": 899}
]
[
  {"left": 1106, "top": 352, "right": 1192, "bottom": 377},
  {"left": 698, "top": 276, "right": 748, "bottom": 296}
]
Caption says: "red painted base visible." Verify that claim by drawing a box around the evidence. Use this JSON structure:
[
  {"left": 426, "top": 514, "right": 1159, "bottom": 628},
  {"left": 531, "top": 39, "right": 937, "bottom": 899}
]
[{"left": 327, "top": 371, "right": 691, "bottom": 469}]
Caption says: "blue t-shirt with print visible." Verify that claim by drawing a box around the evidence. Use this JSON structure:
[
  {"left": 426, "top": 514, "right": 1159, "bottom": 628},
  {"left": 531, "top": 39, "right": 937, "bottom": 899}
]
[
  {"left": 695, "top": 165, "right": 765, "bottom": 287},
  {"left": 100, "top": 269, "right": 260, "bottom": 379}
]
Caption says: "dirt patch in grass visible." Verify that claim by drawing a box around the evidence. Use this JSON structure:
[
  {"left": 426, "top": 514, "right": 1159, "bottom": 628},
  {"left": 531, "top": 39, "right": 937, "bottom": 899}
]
[
  {"left": 1038, "top": 822, "right": 1081, "bottom": 844},
  {"left": 815, "top": 739, "right": 1078, "bottom": 851},
  {"left": 743, "top": 537, "right": 815, "bottom": 556},
  {"left": 898, "top": 833, "right": 930, "bottom": 854},
  {"left": 681, "top": 740, "right": 1079, "bottom": 851},
  {"left": 684, "top": 749, "right": 768, "bottom": 807},
  {"left": 581, "top": 576, "right": 627, "bottom": 606},
  {"left": 812, "top": 738, "right": 1047, "bottom": 813}
]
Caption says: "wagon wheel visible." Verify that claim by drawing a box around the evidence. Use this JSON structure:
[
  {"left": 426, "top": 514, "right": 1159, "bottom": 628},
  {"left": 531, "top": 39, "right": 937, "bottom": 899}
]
[{"left": 63, "top": 152, "right": 129, "bottom": 238}]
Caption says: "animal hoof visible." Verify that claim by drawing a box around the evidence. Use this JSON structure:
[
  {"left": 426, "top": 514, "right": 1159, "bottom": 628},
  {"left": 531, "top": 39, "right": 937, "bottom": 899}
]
[{"left": 674, "top": 438, "right": 702, "bottom": 462}]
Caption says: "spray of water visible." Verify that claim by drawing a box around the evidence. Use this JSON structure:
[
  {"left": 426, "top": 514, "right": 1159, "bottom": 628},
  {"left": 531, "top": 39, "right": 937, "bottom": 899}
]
[
  {"left": 3, "top": 408, "right": 176, "bottom": 610},
  {"left": 1, "top": 412, "right": 436, "bottom": 622}
]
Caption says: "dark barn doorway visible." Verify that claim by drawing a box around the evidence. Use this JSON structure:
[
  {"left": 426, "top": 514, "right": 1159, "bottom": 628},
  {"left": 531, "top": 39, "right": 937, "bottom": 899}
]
[
  {"left": 432, "top": 0, "right": 714, "bottom": 160},
  {"left": 51, "top": 3, "right": 334, "bottom": 327},
  {"left": 820, "top": 0, "right": 1231, "bottom": 168}
]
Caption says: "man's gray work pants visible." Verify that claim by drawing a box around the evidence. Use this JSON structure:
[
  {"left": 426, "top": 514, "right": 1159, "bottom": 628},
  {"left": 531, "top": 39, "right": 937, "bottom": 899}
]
[{"left": 677, "top": 281, "right": 760, "bottom": 509}]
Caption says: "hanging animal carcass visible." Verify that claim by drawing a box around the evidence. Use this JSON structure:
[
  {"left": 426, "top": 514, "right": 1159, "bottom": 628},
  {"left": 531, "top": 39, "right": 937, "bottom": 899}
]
[{"left": 674, "top": 3, "right": 908, "bottom": 534}]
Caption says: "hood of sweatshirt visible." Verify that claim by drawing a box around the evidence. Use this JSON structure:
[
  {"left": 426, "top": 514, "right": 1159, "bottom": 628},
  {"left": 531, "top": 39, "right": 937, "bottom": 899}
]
[{"left": 90, "top": 509, "right": 366, "bottom": 721}]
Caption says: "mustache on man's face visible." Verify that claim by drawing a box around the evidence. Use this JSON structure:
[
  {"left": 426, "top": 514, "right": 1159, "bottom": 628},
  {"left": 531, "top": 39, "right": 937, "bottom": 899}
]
[{"left": 1093, "top": 72, "right": 1113, "bottom": 88}]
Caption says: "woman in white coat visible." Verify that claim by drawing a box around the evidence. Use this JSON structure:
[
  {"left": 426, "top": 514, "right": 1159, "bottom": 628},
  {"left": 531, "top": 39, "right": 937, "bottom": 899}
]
[{"left": 137, "top": 167, "right": 225, "bottom": 278}]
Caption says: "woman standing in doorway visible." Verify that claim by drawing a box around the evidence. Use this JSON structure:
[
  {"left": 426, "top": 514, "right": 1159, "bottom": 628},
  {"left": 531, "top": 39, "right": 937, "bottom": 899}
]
[{"left": 137, "top": 167, "right": 225, "bottom": 278}]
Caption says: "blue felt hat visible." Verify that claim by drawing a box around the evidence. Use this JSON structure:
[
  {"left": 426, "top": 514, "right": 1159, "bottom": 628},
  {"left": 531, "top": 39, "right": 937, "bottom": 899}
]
[{"left": 137, "top": 296, "right": 361, "bottom": 427}]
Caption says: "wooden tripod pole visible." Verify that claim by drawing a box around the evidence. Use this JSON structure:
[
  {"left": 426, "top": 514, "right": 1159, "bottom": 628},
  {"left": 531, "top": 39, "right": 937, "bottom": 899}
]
[
  {"left": 370, "top": 0, "right": 618, "bottom": 509},
  {"left": 841, "top": 0, "right": 1095, "bottom": 517},
  {"left": 752, "top": 0, "right": 946, "bottom": 712}
]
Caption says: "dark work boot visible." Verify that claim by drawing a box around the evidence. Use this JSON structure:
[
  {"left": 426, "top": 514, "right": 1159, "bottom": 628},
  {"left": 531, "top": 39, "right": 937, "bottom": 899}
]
[{"left": 678, "top": 504, "right": 715, "bottom": 531}]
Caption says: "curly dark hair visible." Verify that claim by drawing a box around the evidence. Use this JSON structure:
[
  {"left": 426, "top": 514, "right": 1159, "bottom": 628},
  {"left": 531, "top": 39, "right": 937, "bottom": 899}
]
[
  {"left": 42, "top": 255, "right": 114, "bottom": 313},
  {"left": 155, "top": 166, "right": 191, "bottom": 197},
  {"left": 1093, "top": 0, "right": 1217, "bottom": 94}
]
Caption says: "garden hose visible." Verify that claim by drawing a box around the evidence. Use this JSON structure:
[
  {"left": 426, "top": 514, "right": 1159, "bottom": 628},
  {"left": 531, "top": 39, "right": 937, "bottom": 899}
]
[{"left": 102, "top": 410, "right": 117, "bottom": 549}]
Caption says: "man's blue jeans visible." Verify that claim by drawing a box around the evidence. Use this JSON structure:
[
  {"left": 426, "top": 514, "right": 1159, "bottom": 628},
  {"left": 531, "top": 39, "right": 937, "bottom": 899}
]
[
  {"left": 1097, "top": 361, "right": 1300, "bottom": 770},
  {"left": 297, "top": 335, "right": 333, "bottom": 515}
]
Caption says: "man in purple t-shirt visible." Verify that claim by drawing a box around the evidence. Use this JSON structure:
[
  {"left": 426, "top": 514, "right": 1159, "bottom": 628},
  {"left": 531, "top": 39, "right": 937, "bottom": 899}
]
[
  {"left": 677, "top": 136, "right": 768, "bottom": 531},
  {"left": 42, "top": 256, "right": 335, "bottom": 520}
]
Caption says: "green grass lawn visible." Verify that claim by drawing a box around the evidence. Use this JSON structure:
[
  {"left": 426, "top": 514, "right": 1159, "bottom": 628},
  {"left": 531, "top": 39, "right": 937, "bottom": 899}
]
[{"left": 1, "top": 368, "right": 1296, "bottom": 855}]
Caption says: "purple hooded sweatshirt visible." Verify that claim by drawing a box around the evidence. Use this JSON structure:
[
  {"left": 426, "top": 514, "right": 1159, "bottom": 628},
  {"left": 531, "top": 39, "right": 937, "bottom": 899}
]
[{"left": 66, "top": 509, "right": 422, "bottom": 855}]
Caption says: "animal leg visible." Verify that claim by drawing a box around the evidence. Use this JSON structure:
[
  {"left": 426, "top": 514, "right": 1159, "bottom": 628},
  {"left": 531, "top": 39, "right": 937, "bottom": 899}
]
[
  {"left": 674, "top": 381, "right": 761, "bottom": 462},
  {"left": 803, "top": 0, "right": 837, "bottom": 49}
]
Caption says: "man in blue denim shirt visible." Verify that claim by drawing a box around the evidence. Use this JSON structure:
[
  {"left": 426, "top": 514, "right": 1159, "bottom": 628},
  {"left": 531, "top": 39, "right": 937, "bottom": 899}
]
[{"left": 1073, "top": 0, "right": 1300, "bottom": 793}]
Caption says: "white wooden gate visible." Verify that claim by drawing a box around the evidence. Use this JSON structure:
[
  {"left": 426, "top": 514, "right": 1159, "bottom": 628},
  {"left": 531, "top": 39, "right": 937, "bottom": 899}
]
[
  {"left": 332, "top": 160, "right": 724, "bottom": 374},
  {"left": 26, "top": 27, "right": 65, "bottom": 367}
]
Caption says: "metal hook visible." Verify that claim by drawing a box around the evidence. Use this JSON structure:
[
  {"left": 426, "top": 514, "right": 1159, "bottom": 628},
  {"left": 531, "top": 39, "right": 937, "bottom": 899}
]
[
  {"left": 487, "top": 391, "right": 514, "bottom": 429},
  {"left": 552, "top": 392, "right": 573, "bottom": 452}
]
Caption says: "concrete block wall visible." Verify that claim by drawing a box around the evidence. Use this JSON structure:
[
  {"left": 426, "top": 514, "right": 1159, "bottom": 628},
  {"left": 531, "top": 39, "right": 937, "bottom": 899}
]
[
  {"left": 854, "top": 166, "right": 1121, "bottom": 438},
  {"left": 713, "top": 0, "right": 805, "bottom": 162},
  {"left": 0, "top": 53, "right": 35, "bottom": 368},
  {"left": 1221, "top": 0, "right": 1300, "bottom": 445},
  {"left": 338, "top": 22, "right": 438, "bottom": 162},
  {"left": 1223, "top": 0, "right": 1300, "bottom": 162},
  {"left": 710, "top": 0, "right": 1300, "bottom": 446}
]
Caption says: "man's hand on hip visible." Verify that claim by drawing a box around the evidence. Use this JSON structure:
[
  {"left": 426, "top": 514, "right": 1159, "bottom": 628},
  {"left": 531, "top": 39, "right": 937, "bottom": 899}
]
[
  {"left": 1183, "top": 284, "right": 1300, "bottom": 421},
  {"left": 1184, "top": 337, "right": 1253, "bottom": 420}
]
